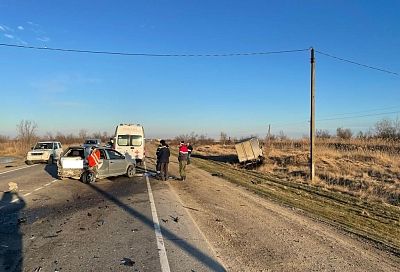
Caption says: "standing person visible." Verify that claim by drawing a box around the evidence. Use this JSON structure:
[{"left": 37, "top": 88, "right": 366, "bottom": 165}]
[
  {"left": 157, "top": 140, "right": 170, "bottom": 181},
  {"left": 178, "top": 141, "right": 189, "bottom": 181},
  {"left": 155, "top": 140, "right": 163, "bottom": 178},
  {"left": 187, "top": 142, "right": 193, "bottom": 164}
]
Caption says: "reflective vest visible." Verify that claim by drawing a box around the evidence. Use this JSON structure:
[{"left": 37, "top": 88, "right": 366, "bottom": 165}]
[{"left": 88, "top": 149, "right": 100, "bottom": 168}]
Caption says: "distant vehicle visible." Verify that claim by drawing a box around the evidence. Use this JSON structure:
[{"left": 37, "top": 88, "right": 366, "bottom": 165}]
[
  {"left": 26, "top": 141, "right": 63, "bottom": 165},
  {"left": 57, "top": 146, "right": 136, "bottom": 183},
  {"left": 113, "top": 124, "right": 145, "bottom": 164},
  {"left": 234, "top": 138, "right": 264, "bottom": 165},
  {"left": 83, "top": 139, "right": 102, "bottom": 148}
]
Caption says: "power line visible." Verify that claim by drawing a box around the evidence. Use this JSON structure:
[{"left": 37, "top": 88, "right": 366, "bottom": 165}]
[
  {"left": 272, "top": 109, "right": 400, "bottom": 128},
  {"left": 316, "top": 110, "right": 400, "bottom": 122},
  {"left": 318, "top": 105, "right": 400, "bottom": 118},
  {"left": 315, "top": 49, "right": 399, "bottom": 76},
  {"left": 0, "top": 43, "right": 309, "bottom": 57}
]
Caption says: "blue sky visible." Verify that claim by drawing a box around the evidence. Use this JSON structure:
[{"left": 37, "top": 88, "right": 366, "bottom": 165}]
[{"left": 0, "top": 0, "right": 399, "bottom": 139}]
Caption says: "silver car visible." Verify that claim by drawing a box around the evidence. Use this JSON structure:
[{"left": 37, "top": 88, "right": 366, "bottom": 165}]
[{"left": 58, "top": 146, "right": 136, "bottom": 183}]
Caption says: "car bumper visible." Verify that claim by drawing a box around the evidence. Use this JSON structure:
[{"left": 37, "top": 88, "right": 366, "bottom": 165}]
[{"left": 58, "top": 168, "right": 84, "bottom": 180}]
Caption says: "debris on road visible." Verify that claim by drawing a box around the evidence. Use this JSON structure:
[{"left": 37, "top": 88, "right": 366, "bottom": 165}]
[
  {"left": 87, "top": 212, "right": 92, "bottom": 216},
  {"left": 161, "top": 219, "right": 168, "bottom": 223},
  {"left": 120, "top": 257, "right": 135, "bottom": 266},
  {"left": 43, "top": 235, "right": 58, "bottom": 238},
  {"left": 33, "top": 266, "right": 42, "bottom": 272},
  {"left": 8, "top": 182, "right": 18, "bottom": 192},
  {"left": 96, "top": 219, "right": 105, "bottom": 226},
  {"left": 170, "top": 216, "right": 179, "bottom": 223},
  {"left": 211, "top": 173, "right": 224, "bottom": 177},
  {"left": 182, "top": 205, "right": 201, "bottom": 212},
  {"left": 56, "top": 230, "right": 62, "bottom": 234},
  {"left": 17, "top": 217, "right": 27, "bottom": 224}
]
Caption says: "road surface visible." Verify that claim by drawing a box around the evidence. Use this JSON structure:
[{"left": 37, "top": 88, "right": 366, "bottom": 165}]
[{"left": 0, "top": 162, "right": 225, "bottom": 272}]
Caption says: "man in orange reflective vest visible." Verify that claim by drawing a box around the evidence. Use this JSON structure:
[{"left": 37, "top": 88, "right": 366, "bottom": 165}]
[{"left": 88, "top": 148, "right": 101, "bottom": 171}]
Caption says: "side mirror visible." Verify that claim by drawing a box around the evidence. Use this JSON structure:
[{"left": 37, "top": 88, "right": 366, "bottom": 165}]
[{"left": 121, "top": 155, "right": 125, "bottom": 159}]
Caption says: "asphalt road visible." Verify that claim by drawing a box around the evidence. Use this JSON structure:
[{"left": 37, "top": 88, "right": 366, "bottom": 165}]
[{"left": 0, "top": 162, "right": 225, "bottom": 272}]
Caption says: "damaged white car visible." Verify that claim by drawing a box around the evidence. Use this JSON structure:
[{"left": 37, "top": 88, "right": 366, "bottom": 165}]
[
  {"left": 26, "top": 141, "right": 63, "bottom": 165},
  {"left": 57, "top": 146, "right": 136, "bottom": 183}
]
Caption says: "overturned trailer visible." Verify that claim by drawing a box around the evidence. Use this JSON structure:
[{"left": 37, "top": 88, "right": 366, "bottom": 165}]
[{"left": 234, "top": 138, "right": 264, "bottom": 167}]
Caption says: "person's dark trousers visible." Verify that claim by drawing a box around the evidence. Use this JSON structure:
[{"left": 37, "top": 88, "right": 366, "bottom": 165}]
[
  {"left": 160, "top": 162, "right": 169, "bottom": 181},
  {"left": 156, "top": 160, "right": 161, "bottom": 176}
]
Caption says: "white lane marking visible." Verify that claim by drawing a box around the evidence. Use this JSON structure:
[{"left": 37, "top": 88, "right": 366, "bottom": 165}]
[
  {"left": 0, "top": 164, "right": 38, "bottom": 175},
  {"left": 144, "top": 162, "right": 171, "bottom": 272},
  {"left": 0, "top": 179, "right": 58, "bottom": 210}
]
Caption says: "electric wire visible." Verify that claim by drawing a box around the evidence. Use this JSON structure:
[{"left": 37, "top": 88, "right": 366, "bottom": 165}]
[
  {"left": 271, "top": 109, "right": 400, "bottom": 128},
  {"left": 315, "top": 50, "right": 399, "bottom": 76},
  {"left": 0, "top": 43, "right": 309, "bottom": 57}
]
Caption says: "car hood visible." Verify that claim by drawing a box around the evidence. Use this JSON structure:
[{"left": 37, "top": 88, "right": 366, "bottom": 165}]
[{"left": 29, "top": 149, "right": 51, "bottom": 153}]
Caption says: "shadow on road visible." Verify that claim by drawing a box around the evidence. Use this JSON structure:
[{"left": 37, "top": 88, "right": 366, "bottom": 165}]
[
  {"left": 0, "top": 192, "right": 26, "bottom": 272},
  {"left": 44, "top": 164, "right": 58, "bottom": 179},
  {"left": 87, "top": 183, "right": 226, "bottom": 272}
]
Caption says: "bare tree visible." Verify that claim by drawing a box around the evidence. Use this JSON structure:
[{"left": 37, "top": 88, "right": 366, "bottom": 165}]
[
  {"left": 316, "top": 129, "right": 331, "bottom": 139},
  {"left": 78, "top": 129, "right": 88, "bottom": 141},
  {"left": 336, "top": 127, "right": 352, "bottom": 140},
  {"left": 16, "top": 120, "right": 38, "bottom": 151},
  {"left": 45, "top": 131, "right": 54, "bottom": 140},
  {"left": 0, "top": 135, "right": 10, "bottom": 143},
  {"left": 374, "top": 119, "right": 396, "bottom": 139},
  {"left": 92, "top": 131, "right": 102, "bottom": 139},
  {"left": 220, "top": 132, "right": 228, "bottom": 146}
]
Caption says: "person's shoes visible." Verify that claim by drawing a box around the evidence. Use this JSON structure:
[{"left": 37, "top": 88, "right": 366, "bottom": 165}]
[{"left": 182, "top": 177, "right": 186, "bottom": 181}]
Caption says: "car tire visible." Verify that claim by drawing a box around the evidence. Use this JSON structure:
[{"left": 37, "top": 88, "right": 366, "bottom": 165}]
[
  {"left": 26, "top": 160, "right": 33, "bottom": 165},
  {"left": 82, "top": 171, "right": 96, "bottom": 184},
  {"left": 126, "top": 165, "right": 135, "bottom": 178},
  {"left": 48, "top": 155, "right": 53, "bottom": 165}
]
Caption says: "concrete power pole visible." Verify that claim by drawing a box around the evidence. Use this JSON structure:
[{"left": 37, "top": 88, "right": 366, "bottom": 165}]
[{"left": 310, "top": 48, "right": 316, "bottom": 181}]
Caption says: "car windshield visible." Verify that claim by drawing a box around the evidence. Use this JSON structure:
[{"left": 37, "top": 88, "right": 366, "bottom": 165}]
[
  {"left": 34, "top": 143, "right": 53, "bottom": 149},
  {"left": 117, "top": 135, "right": 142, "bottom": 146},
  {"left": 64, "top": 148, "right": 87, "bottom": 159}
]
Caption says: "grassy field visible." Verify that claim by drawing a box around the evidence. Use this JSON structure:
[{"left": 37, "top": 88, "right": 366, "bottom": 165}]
[
  {"left": 195, "top": 138, "right": 400, "bottom": 205},
  {"left": 191, "top": 139, "right": 400, "bottom": 254}
]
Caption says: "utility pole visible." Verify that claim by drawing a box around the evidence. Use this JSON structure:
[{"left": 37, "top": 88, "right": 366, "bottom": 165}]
[{"left": 310, "top": 48, "right": 316, "bottom": 181}]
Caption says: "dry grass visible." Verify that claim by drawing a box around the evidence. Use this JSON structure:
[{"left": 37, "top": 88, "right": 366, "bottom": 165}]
[
  {"left": 0, "top": 141, "right": 28, "bottom": 157},
  {"left": 194, "top": 139, "right": 400, "bottom": 206}
]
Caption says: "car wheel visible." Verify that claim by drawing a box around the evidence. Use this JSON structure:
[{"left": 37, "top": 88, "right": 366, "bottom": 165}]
[
  {"left": 48, "top": 155, "right": 53, "bottom": 165},
  {"left": 26, "top": 160, "right": 33, "bottom": 165},
  {"left": 126, "top": 165, "right": 135, "bottom": 178},
  {"left": 82, "top": 171, "right": 96, "bottom": 184}
]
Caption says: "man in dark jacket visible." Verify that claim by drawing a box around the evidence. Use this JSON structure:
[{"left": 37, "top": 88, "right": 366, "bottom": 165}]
[{"left": 157, "top": 140, "right": 170, "bottom": 181}]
